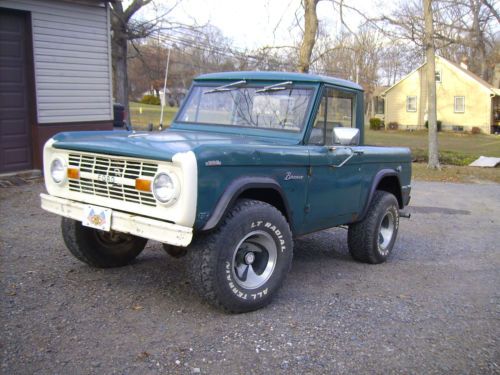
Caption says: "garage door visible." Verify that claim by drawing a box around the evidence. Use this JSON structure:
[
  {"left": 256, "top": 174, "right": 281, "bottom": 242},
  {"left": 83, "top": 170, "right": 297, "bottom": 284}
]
[{"left": 0, "top": 9, "right": 32, "bottom": 173}]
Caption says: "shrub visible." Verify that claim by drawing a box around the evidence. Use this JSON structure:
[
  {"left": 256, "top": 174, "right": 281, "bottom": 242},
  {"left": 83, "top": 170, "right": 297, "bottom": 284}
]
[
  {"left": 369, "top": 118, "right": 383, "bottom": 130},
  {"left": 471, "top": 126, "right": 481, "bottom": 135},
  {"left": 411, "top": 148, "right": 477, "bottom": 166},
  {"left": 140, "top": 94, "right": 161, "bottom": 105},
  {"left": 388, "top": 122, "right": 399, "bottom": 130},
  {"left": 425, "top": 120, "right": 442, "bottom": 132}
]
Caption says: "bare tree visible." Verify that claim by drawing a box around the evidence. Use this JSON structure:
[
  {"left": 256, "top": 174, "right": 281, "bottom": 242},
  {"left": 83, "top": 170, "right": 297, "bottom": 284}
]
[
  {"left": 110, "top": 1, "right": 179, "bottom": 116},
  {"left": 298, "top": 0, "right": 320, "bottom": 73},
  {"left": 480, "top": 0, "right": 500, "bottom": 23},
  {"left": 379, "top": 0, "right": 499, "bottom": 81},
  {"left": 434, "top": 0, "right": 498, "bottom": 80},
  {"left": 379, "top": 42, "right": 421, "bottom": 85},
  {"left": 424, "top": 0, "right": 440, "bottom": 169},
  {"left": 111, "top": 1, "right": 151, "bottom": 115}
]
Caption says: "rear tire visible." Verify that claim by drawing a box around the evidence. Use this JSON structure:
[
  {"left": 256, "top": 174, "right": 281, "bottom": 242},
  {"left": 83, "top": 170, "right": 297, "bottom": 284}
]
[
  {"left": 348, "top": 191, "right": 399, "bottom": 264},
  {"left": 187, "top": 199, "right": 293, "bottom": 313},
  {"left": 61, "top": 217, "right": 147, "bottom": 268}
]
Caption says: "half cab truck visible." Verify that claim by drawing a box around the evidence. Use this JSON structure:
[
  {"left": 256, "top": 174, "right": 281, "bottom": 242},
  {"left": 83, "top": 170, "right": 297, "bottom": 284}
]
[{"left": 41, "top": 72, "right": 411, "bottom": 313}]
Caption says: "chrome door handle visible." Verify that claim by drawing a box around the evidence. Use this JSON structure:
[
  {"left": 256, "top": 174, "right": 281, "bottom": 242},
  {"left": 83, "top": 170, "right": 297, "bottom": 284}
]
[
  {"left": 329, "top": 152, "right": 355, "bottom": 168},
  {"left": 329, "top": 148, "right": 363, "bottom": 168}
]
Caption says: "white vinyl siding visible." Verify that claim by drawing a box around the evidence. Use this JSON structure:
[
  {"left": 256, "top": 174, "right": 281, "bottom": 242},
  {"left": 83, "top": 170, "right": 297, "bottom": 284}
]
[{"left": 0, "top": 0, "right": 113, "bottom": 124}]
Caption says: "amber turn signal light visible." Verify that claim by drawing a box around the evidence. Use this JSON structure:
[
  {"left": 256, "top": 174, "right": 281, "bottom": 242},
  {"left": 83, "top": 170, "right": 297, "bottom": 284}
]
[
  {"left": 135, "top": 178, "right": 152, "bottom": 192},
  {"left": 67, "top": 167, "right": 80, "bottom": 179}
]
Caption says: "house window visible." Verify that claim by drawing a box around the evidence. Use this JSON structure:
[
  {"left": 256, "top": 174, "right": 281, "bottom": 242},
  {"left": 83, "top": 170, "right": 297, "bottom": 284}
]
[
  {"left": 454, "top": 96, "right": 465, "bottom": 113},
  {"left": 406, "top": 96, "right": 417, "bottom": 112},
  {"left": 375, "top": 96, "right": 385, "bottom": 114},
  {"left": 435, "top": 70, "right": 442, "bottom": 83}
]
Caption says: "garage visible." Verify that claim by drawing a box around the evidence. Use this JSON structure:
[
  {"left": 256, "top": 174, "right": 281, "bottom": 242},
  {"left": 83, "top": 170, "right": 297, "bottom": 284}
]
[
  {"left": 0, "top": 0, "right": 114, "bottom": 175},
  {"left": 0, "top": 9, "right": 33, "bottom": 173}
]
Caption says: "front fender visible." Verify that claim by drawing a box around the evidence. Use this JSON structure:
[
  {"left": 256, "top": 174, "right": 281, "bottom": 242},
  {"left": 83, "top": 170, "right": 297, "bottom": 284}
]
[{"left": 201, "top": 176, "right": 292, "bottom": 231}]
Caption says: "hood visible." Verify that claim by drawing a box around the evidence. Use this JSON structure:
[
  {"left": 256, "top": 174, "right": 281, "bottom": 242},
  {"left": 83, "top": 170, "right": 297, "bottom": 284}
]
[{"left": 52, "top": 129, "right": 296, "bottom": 162}]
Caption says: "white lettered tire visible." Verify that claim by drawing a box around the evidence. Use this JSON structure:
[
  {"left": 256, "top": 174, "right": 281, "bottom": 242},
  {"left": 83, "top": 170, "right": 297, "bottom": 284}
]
[
  {"left": 347, "top": 191, "right": 400, "bottom": 264},
  {"left": 187, "top": 199, "right": 293, "bottom": 313}
]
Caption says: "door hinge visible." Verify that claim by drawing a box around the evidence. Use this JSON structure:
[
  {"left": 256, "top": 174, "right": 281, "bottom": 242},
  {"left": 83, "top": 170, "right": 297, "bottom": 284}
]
[
  {"left": 307, "top": 166, "right": 313, "bottom": 176},
  {"left": 304, "top": 204, "right": 311, "bottom": 213}
]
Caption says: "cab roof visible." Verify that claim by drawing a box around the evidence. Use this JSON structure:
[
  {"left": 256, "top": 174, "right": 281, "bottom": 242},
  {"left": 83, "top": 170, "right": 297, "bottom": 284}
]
[{"left": 195, "top": 71, "right": 363, "bottom": 91}]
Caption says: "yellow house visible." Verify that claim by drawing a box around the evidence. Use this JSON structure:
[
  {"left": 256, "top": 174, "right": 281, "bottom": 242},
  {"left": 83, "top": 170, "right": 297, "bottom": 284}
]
[{"left": 381, "top": 56, "right": 500, "bottom": 134}]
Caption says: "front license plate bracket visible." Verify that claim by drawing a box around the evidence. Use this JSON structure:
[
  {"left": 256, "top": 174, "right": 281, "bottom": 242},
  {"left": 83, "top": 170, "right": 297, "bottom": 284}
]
[{"left": 82, "top": 205, "right": 112, "bottom": 231}]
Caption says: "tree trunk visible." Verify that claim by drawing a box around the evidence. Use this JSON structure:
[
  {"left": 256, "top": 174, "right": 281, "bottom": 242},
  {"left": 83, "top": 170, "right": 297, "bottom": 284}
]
[
  {"left": 298, "top": 0, "right": 319, "bottom": 73},
  {"left": 110, "top": 0, "right": 153, "bottom": 124},
  {"left": 423, "top": 0, "right": 440, "bottom": 169},
  {"left": 471, "top": 0, "right": 489, "bottom": 80},
  {"left": 113, "top": 34, "right": 129, "bottom": 118}
]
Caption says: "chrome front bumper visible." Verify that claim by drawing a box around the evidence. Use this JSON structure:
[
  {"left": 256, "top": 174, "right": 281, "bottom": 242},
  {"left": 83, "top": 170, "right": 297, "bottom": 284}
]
[{"left": 40, "top": 193, "right": 193, "bottom": 247}]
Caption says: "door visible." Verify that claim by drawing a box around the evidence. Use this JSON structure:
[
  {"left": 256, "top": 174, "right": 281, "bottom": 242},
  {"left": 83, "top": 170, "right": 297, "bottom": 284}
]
[
  {"left": 0, "top": 9, "right": 33, "bottom": 173},
  {"left": 303, "top": 86, "right": 363, "bottom": 232}
]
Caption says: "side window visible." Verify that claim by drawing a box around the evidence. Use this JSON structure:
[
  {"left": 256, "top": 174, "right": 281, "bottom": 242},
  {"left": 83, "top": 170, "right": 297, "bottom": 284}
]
[
  {"left": 454, "top": 96, "right": 465, "bottom": 113},
  {"left": 308, "top": 95, "right": 326, "bottom": 145},
  {"left": 406, "top": 96, "right": 417, "bottom": 112},
  {"left": 435, "top": 70, "right": 442, "bottom": 83},
  {"left": 308, "top": 87, "right": 356, "bottom": 146}
]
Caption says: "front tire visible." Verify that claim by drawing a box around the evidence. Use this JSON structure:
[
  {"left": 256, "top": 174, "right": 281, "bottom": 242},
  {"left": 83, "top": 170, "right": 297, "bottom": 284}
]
[
  {"left": 187, "top": 199, "right": 293, "bottom": 313},
  {"left": 348, "top": 191, "right": 400, "bottom": 264},
  {"left": 61, "top": 217, "right": 147, "bottom": 268}
]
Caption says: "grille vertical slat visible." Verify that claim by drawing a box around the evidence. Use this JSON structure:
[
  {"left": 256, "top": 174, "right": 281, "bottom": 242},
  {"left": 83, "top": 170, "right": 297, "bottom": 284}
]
[{"left": 68, "top": 153, "right": 158, "bottom": 207}]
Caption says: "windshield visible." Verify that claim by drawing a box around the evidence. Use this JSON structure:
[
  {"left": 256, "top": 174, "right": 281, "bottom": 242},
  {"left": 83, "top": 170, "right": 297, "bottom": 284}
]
[{"left": 176, "top": 83, "right": 314, "bottom": 133}]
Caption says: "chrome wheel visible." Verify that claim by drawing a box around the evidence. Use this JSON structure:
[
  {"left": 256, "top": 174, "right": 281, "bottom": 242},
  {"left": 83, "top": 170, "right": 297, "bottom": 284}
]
[
  {"left": 378, "top": 211, "right": 395, "bottom": 255},
  {"left": 231, "top": 230, "right": 277, "bottom": 290}
]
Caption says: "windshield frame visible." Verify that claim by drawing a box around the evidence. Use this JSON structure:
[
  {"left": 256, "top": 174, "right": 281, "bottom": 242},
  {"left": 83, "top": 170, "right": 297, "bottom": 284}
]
[{"left": 171, "top": 80, "right": 320, "bottom": 142}]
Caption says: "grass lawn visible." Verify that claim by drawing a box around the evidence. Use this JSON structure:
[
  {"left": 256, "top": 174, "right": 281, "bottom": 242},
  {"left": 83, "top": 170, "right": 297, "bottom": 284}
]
[
  {"left": 366, "top": 129, "right": 500, "bottom": 183},
  {"left": 412, "top": 163, "right": 500, "bottom": 183},
  {"left": 129, "top": 102, "right": 178, "bottom": 130},
  {"left": 366, "top": 129, "right": 500, "bottom": 158}
]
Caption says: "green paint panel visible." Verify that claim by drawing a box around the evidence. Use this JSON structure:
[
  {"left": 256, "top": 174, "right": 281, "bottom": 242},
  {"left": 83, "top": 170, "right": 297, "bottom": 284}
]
[{"left": 51, "top": 72, "right": 411, "bottom": 236}]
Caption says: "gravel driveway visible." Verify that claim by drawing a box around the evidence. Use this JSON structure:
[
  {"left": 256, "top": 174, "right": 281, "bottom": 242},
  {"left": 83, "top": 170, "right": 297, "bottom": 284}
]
[{"left": 1, "top": 181, "right": 499, "bottom": 374}]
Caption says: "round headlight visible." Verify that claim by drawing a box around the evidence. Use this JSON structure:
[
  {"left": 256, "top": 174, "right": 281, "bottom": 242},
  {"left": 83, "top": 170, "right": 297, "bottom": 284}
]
[
  {"left": 50, "top": 158, "right": 66, "bottom": 184},
  {"left": 153, "top": 172, "right": 178, "bottom": 203}
]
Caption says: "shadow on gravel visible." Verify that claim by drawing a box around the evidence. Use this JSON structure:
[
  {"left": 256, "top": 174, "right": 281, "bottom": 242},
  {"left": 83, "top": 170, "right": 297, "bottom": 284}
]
[
  {"left": 293, "top": 229, "right": 351, "bottom": 262},
  {"left": 410, "top": 206, "right": 471, "bottom": 215},
  {"left": 80, "top": 247, "right": 197, "bottom": 301}
]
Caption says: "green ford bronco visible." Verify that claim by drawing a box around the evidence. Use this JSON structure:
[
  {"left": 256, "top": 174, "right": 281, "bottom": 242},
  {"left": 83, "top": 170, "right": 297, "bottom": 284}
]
[{"left": 41, "top": 72, "right": 411, "bottom": 313}]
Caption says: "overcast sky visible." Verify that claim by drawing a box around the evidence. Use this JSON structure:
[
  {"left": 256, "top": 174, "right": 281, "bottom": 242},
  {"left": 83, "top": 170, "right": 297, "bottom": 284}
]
[{"left": 132, "top": 0, "right": 390, "bottom": 50}]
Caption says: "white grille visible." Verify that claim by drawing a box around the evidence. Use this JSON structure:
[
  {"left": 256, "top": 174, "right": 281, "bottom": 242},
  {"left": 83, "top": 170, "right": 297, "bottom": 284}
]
[{"left": 68, "top": 153, "right": 158, "bottom": 207}]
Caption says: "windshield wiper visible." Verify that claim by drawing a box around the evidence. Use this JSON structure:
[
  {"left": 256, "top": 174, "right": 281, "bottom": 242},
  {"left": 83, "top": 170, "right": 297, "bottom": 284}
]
[
  {"left": 204, "top": 80, "right": 247, "bottom": 94},
  {"left": 256, "top": 81, "right": 293, "bottom": 93}
]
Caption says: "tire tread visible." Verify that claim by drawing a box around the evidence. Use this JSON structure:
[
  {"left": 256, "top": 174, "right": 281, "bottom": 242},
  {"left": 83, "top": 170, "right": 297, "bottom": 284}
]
[
  {"left": 187, "top": 199, "right": 292, "bottom": 313},
  {"left": 348, "top": 191, "right": 399, "bottom": 264},
  {"left": 61, "top": 217, "right": 147, "bottom": 268}
]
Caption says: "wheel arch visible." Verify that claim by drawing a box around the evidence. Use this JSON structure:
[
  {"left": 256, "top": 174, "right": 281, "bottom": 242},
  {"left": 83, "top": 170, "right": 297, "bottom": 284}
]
[
  {"left": 200, "top": 177, "right": 293, "bottom": 232},
  {"left": 358, "top": 169, "right": 403, "bottom": 222}
]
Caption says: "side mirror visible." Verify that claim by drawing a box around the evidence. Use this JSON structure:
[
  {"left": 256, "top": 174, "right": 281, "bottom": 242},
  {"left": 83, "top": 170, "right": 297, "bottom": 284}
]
[{"left": 333, "top": 127, "right": 360, "bottom": 146}]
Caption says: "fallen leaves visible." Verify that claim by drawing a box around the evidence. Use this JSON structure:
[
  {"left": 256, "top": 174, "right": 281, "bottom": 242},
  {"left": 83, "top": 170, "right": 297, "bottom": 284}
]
[{"left": 136, "top": 351, "right": 150, "bottom": 361}]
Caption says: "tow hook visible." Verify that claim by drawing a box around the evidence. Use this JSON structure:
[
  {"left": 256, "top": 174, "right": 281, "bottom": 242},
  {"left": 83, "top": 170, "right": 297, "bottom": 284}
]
[{"left": 399, "top": 209, "right": 411, "bottom": 219}]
